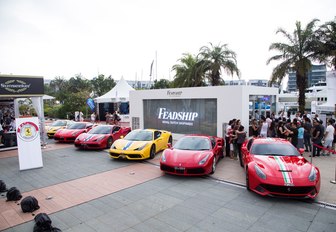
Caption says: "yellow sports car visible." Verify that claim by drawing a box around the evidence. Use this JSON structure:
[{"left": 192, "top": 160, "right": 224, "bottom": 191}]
[
  {"left": 46, "top": 120, "right": 74, "bottom": 138},
  {"left": 109, "top": 129, "right": 173, "bottom": 160}
]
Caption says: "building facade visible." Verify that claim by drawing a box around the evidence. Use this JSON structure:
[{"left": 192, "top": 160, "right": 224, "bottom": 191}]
[{"left": 287, "top": 64, "right": 327, "bottom": 92}]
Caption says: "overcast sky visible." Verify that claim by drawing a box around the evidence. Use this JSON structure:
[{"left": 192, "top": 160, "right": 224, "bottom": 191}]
[{"left": 0, "top": 0, "right": 335, "bottom": 83}]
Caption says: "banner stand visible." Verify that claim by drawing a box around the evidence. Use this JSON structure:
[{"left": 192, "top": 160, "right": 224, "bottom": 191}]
[{"left": 16, "top": 117, "right": 43, "bottom": 171}]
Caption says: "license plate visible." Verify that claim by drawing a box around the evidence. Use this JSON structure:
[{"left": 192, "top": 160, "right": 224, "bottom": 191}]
[
  {"left": 120, "top": 154, "right": 126, "bottom": 159},
  {"left": 175, "top": 167, "right": 185, "bottom": 171}
]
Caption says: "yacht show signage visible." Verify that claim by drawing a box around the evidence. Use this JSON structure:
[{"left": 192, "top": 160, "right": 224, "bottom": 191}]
[
  {"left": 16, "top": 117, "right": 43, "bottom": 170},
  {"left": 143, "top": 98, "right": 217, "bottom": 136},
  {"left": 0, "top": 75, "right": 44, "bottom": 97}
]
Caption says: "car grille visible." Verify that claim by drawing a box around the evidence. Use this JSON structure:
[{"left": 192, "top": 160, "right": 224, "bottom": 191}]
[
  {"left": 109, "top": 153, "right": 142, "bottom": 159},
  {"left": 260, "top": 184, "right": 315, "bottom": 194}
]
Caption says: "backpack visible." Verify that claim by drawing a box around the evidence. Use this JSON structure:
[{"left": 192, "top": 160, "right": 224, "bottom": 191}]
[
  {"left": 21, "top": 196, "right": 40, "bottom": 213},
  {"left": 33, "top": 213, "right": 62, "bottom": 232},
  {"left": 6, "top": 187, "right": 22, "bottom": 201},
  {"left": 0, "top": 180, "right": 7, "bottom": 192}
]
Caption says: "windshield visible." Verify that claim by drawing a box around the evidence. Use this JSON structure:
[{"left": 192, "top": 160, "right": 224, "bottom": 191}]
[
  {"left": 124, "top": 130, "right": 153, "bottom": 141},
  {"left": 68, "top": 123, "right": 86, "bottom": 129},
  {"left": 88, "top": 126, "right": 111, "bottom": 134},
  {"left": 250, "top": 143, "right": 299, "bottom": 156},
  {"left": 51, "top": 121, "right": 67, "bottom": 127},
  {"left": 174, "top": 137, "right": 211, "bottom": 151}
]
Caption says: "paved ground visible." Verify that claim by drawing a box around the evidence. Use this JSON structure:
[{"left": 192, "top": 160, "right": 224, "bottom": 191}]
[{"left": 0, "top": 136, "right": 336, "bottom": 231}]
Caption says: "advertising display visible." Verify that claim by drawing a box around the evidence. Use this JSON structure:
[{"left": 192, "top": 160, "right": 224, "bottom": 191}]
[
  {"left": 0, "top": 75, "right": 44, "bottom": 96},
  {"left": 143, "top": 98, "right": 217, "bottom": 135},
  {"left": 16, "top": 117, "right": 43, "bottom": 170}
]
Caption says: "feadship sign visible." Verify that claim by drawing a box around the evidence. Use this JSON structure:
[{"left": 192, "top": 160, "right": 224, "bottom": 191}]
[
  {"left": 144, "top": 98, "right": 217, "bottom": 135},
  {"left": 0, "top": 75, "right": 44, "bottom": 96}
]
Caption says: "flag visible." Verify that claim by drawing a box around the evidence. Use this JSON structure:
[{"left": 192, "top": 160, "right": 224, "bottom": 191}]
[
  {"left": 86, "top": 98, "right": 95, "bottom": 112},
  {"left": 149, "top": 60, "right": 154, "bottom": 77}
]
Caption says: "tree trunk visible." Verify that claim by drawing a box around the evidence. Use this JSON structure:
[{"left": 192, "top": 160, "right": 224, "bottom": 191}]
[{"left": 296, "top": 73, "right": 307, "bottom": 113}]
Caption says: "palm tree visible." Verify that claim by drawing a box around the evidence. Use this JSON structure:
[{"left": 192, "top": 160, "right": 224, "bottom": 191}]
[
  {"left": 172, "top": 53, "right": 206, "bottom": 87},
  {"left": 198, "top": 42, "right": 240, "bottom": 86},
  {"left": 315, "top": 19, "right": 336, "bottom": 69},
  {"left": 267, "top": 19, "right": 320, "bottom": 113}
]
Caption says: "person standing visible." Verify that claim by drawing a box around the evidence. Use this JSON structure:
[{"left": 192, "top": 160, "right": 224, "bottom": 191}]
[
  {"left": 322, "top": 119, "right": 335, "bottom": 156},
  {"left": 259, "top": 116, "right": 268, "bottom": 138},
  {"left": 236, "top": 125, "right": 246, "bottom": 167},
  {"left": 0, "top": 123, "right": 4, "bottom": 146},
  {"left": 285, "top": 122, "right": 298, "bottom": 148},
  {"left": 225, "top": 120, "right": 233, "bottom": 157},
  {"left": 303, "top": 117, "right": 312, "bottom": 152},
  {"left": 311, "top": 119, "right": 323, "bottom": 157},
  {"left": 90, "top": 112, "right": 96, "bottom": 123},
  {"left": 297, "top": 122, "right": 304, "bottom": 149}
]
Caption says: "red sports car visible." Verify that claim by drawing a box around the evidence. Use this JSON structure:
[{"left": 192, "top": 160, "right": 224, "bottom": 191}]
[
  {"left": 74, "top": 125, "right": 131, "bottom": 149},
  {"left": 160, "top": 135, "right": 224, "bottom": 176},
  {"left": 54, "top": 122, "right": 94, "bottom": 142},
  {"left": 241, "top": 137, "right": 320, "bottom": 199}
]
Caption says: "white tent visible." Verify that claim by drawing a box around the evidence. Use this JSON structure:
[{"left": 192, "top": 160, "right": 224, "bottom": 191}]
[{"left": 95, "top": 77, "right": 135, "bottom": 103}]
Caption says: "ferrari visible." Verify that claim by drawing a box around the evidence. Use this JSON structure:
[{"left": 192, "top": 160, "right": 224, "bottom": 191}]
[
  {"left": 46, "top": 120, "right": 74, "bottom": 138},
  {"left": 160, "top": 135, "right": 224, "bottom": 176},
  {"left": 109, "top": 129, "right": 172, "bottom": 160},
  {"left": 74, "top": 125, "right": 131, "bottom": 149},
  {"left": 54, "top": 122, "right": 94, "bottom": 142},
  {"left": 241, "top": 137, "right": 320, "bottom": 199}
]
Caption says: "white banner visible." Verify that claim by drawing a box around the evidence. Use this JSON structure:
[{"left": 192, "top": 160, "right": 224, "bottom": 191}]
[{"left": 16, "top": 117, "right": 43, "bottom": 170}]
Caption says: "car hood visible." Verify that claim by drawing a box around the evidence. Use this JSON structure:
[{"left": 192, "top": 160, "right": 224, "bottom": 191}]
[
  {"left": 253, "top": 155, "right": 313, "bottom": 179},
  {"left": 77, "top": 133, "right": 106, "bottom": 141},
  {"left": 47, "top": 126, "right": 63, "bottom": 131},
  {"left": 164, "top": 149, "right": 212, "bottom": 165},
  {"left": 113, "top": 140, "right": 150, "bottom": 150},
  {"left": 56, "top": 129, "right": 85, "bottom": 136}
]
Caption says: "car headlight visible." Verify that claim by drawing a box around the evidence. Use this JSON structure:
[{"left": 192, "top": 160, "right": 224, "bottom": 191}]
[
  {"left": 254, "top": 164, "right": 266, "bottom": 180},
  {"left": 110, "top": 143, "right": 116, "bottom": 149},
  {"left": 161, "top": 152, "right": 166, "bottom": 162},
  {"left": 308, "top": 167, "right": 317, "bottom": 182},
  {"left": 134, "top": 143, "right": 148, "bottom": 151},
  {"left": 199, "top": 154, "right": 210, "bottom": 165}
]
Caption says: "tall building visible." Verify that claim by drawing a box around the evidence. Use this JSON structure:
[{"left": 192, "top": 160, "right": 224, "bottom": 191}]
[{"left": 287, "top": 64, "right": 326, "bottom": 92}]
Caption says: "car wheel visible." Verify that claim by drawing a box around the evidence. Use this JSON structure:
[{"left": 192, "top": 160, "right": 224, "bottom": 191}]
[
  {"left": 246, "top": 169, "right": 250, "bottom": 191},
  {"left": 106, "top": 137, "right": 113, "bottom": 148},
  {"left": 168, "top": 136, "right": 173, "bottom": 145},
  {"left": 210, "top": 157, "right": 216, "bottom": 174},
  {"left": 149, "top": 145, "right": 156, "bottom": 159}
]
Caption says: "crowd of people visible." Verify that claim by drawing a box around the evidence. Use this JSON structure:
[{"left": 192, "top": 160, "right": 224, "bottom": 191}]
[{"left": 248, "top": 111, "right": 336, "bottom": 157}]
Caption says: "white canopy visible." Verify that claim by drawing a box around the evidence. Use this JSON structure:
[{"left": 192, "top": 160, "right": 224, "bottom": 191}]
[{"left": 95, "top": 77, "right": 135, "bottom": 103}]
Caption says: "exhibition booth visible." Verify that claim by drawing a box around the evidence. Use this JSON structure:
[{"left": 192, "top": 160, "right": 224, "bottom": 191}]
[
  {"left": 0, "top": 74, "right": 45, "bottom": 170},
  {"left": 129, "top": 85, "right": 278, "bottom": 137}
]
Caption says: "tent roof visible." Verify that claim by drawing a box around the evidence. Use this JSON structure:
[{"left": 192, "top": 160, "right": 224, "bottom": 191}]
[{"left": 95, "top": 77, "right": 135, "bottom": 103}]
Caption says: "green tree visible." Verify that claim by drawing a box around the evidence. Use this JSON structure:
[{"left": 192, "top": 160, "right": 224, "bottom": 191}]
[
  {"left": 172, "top": 53, "right": 206, "bottom": 87},
  {"left": 198, "top": 42, "right": 240, "bottom": 86},
  {"left": 151, "top": 79, "right": 171, "bottom": 89},
  {"left": 315, "top": 18, "right": 336, "bottom": 69},
  {"left": 267, "top": 19, "right": 320, "bottom": 112},
  {"left": 91, "top": 74, "right": 116, "bottom": 96}
]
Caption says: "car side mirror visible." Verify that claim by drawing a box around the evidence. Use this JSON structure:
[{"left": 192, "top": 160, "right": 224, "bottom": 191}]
[
  {"left": 167, "top": 143, "right": 172, "bottom": 149},
  {"left": 298, "top": 148, "right": 305, "bottom": 155}
]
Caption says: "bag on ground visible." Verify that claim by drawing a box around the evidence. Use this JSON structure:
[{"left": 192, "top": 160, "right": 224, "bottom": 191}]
[
  {"left": 6, "top": 187, "right": 22, "bottom": 201},
  {"left": 21, "top": 196, "right": 40, "bottom": 212},
  {"left": 0, "top": 180, "right": 7, "bottom": 192},
  {"left": 33, "top": 212, "right": 62, "bottom": 232}
]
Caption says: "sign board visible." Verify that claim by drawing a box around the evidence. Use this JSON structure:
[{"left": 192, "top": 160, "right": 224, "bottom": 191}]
[
  {"left": 16, "top": 117, "right": 43, "bottom": 170},
  {"left": 143, "top": 98, "right": 217, "bottom": 136},
  {"left": 0, "top": 75, "right": 44, "bottom": 97}
]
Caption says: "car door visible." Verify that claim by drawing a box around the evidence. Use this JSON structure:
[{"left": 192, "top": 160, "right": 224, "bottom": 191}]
[{"left": 154, "top": 130, "right": 164, "bottom": 151}]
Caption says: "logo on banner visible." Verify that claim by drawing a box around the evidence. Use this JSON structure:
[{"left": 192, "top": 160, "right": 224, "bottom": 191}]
[
  {"left": 0, "top": 80, "right": 31, "bottom": 93},
  {"left": 17, "top": 122, "right": 39, "bottom": 142}
]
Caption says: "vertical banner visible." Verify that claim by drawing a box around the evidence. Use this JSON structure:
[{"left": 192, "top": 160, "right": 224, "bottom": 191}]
[{"left": 16, "top": 117, "right": 43, "bottom": 170}]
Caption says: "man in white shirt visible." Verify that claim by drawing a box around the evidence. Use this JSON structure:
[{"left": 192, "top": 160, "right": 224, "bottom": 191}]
[{"left": 322, "top": 119, "right": 335, "bottom": 156}]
